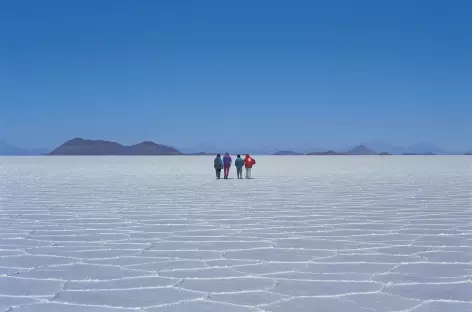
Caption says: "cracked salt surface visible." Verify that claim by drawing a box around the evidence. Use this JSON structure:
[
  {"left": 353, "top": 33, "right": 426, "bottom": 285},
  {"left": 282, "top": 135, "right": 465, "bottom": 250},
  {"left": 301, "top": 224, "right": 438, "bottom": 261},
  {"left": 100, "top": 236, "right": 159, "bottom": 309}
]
[{"left": 1, "top": 156, "right": 471, "bottom": 311}]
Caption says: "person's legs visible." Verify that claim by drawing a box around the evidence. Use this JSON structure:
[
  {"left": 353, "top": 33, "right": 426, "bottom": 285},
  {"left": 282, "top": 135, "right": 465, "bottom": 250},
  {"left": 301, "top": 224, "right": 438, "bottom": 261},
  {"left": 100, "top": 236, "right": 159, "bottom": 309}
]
[
  {"left": 237, "top": 168, "right": 242, "bottom": 179},
  {"left": 245, "top": 167, "right": 249, "bottom": 179},
  {"left": 216, "top": 169, "right": 221, "bottom": 179},
  {"left": 224, "top": 167, "right": 230, "bottom": 178},
  {"left": 247, "top": 168, "right": 252, "bottom": 179}
]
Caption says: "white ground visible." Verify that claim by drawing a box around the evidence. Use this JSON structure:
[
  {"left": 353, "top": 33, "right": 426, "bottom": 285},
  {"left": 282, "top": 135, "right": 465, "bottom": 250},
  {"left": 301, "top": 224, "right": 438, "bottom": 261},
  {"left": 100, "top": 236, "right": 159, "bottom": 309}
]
[{"left": 0, "top": 156, "right": 471, "bottom": 312}]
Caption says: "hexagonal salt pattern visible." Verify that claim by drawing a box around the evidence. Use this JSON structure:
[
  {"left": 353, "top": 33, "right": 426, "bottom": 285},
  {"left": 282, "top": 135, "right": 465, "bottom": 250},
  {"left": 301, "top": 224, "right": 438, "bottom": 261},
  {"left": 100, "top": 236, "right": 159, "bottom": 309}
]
[{"left": 0, "top": 156, "right": 470, "bottom": 311}]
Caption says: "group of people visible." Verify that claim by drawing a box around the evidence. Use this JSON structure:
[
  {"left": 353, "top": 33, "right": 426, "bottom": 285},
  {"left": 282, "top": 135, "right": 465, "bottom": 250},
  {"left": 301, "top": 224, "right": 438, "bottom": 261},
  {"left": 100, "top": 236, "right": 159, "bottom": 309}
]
[{"left": 213, "top": 153, "right": 256, "bottom": 179}]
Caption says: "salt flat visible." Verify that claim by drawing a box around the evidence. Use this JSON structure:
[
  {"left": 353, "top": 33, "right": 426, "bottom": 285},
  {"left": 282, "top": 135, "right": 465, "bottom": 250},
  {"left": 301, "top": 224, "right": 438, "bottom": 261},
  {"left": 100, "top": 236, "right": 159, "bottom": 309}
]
[{"left": 0, "top": 156, "right": 471, "bottom": 312}]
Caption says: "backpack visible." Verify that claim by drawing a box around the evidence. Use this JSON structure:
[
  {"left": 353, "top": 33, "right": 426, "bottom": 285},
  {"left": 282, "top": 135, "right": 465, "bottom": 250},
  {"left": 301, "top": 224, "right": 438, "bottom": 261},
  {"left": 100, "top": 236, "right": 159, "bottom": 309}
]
[{"left": 214, "top": 157, "right": 222, "bottom": 169}]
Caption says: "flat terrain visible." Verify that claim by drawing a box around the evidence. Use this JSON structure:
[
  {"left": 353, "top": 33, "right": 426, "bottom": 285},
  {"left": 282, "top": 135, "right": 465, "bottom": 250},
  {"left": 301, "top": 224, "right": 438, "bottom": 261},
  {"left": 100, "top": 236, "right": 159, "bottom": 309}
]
[{"left": 0, "top": 156, "right": 471, "bottom": 312}]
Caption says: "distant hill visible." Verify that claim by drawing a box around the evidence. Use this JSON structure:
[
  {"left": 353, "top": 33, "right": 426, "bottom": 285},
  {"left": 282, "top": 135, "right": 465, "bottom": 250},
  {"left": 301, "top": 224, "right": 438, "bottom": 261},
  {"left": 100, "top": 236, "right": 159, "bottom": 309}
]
[
  {"left": 180, "top": 143, "right": 220, "bottom": 155},
  {"left": 403, "top": 142, "right": 446, "bottom": 155},
  {"left": 307, "top": 150, "right": 346, "bottom": 155},
  {"left": 0, "top": 140, "right": 49, "bottom": 155},
  {"left": 347, "top": 145, "right": 377, "bottom": 155},
  {"left": 188, "top": 152, "right": 214, "bottom": 155},
  {"left": 179, "top": 141, "right": 454, "bottom": 155},
  {"left": 0, "top": 140, "right": 26, "bottom": 155},
  {"left": 465, "top": 152, "right": 472, "bottom": 155},
  {"left": 361, "top": 140, "right": 447, "bottom": 155},
  {"left": 180, "top": 143, "right": 283, "bottom": 155},
  {"left": 273, "top": 150, "right": 303, "bottom": 155},
  {"left": 129, "top": 141, "right": 182, "bottom": 155},
  {"left": 360, "top": 141, "right": 404, "bottom": 154},
  {"left": 29, "top": 148, "right": 51, "bottom": 155},
  {"left": 402, "top": 152, "right": 436, "bottom": 156},
  {"left": 49, "top": 138, "right": 182, "bottom": 155}
]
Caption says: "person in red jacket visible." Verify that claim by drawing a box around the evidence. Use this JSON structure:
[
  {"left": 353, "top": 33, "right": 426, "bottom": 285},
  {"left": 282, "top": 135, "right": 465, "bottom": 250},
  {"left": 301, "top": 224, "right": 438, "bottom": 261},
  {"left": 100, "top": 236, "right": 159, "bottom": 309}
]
[{"left": 244, "top": 154, "right": 256, "bottom": 179}]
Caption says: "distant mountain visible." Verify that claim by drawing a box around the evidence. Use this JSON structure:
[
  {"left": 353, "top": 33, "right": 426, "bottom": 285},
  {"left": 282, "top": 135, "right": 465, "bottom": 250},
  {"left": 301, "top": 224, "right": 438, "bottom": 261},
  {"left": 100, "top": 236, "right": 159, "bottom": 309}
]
[
  {"left": 360, "top": 141, "right": 404, "bottom": 154},
  {"left": 189, "top": 152, "right": 214, "bottom": 155},
  {"left": 29, "top": 148, "right": 51, "bottom": 155},
  {"left": 182, "top": 143, "right": 277, "bottom": 155},
  {"left": 0, "top": 140, "right": 49, "bottom": 155},
  {"left": 234, "top": 143, "right": 276, "bottom": 155},
  {"left": 402, "top": 152, "right": 436, "bottom": 156},
  {"left": 273, "top": 150, "right": 303, "bottom": 155},
  {"left": 129, "top": 141, "right": 182, "bottom": 155},
  {"left": 360, "top": 141, "right": 447, "bottom": 155},
  {"left": 180, "top": 141, "right": 451, "bottom": 155},
  {"left": 308, "top": 150, "right": 346, "bottom": 155},
  {"left": 49, "top": 138, "right": 182, "bottom": 155},
  {"left": 0, "top": 140, "right": 25, "bottom": 155},
  {"left": 465, "top": 152, "right": 472, "bottom": 155},
  {"left": 347, "top": 145, "right": 377, "bottom": 155},
  {"left": 180, "top": 143, "right": 220, "bottom": 155},
  {"left": 403, "top": 142, "right": 447, "bottom": 155},
  {"left": 181, "top": 143, "right": 326, "bottom": 155}
]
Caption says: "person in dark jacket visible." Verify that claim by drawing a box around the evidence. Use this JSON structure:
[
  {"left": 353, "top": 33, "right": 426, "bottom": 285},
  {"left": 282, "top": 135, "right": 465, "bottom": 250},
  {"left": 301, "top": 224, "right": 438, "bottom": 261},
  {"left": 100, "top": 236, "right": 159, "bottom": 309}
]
[
  {"left": 223, "top": 153, "right": 232, "bottom": 179},
  {"left": 214, "top": 154, "right": 223, "bottom": 179},
  {"left": 235, "top": 155, "right": 244, "bottom": 179}
]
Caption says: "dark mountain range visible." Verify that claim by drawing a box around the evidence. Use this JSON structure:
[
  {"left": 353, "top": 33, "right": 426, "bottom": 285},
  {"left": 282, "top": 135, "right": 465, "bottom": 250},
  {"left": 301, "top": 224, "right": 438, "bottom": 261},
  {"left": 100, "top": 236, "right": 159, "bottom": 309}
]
[
  {"left": 0, "top": 140, "right": 49, "bottom": 155},
  {"left": 273, "top": 150, "right": 303, "bottom": 155},
  {"left": 347, "top": 145, "right": 377, "bottom": 155},
  {"left": 49, "top": 138, "right": 182, "bottom": 155}
]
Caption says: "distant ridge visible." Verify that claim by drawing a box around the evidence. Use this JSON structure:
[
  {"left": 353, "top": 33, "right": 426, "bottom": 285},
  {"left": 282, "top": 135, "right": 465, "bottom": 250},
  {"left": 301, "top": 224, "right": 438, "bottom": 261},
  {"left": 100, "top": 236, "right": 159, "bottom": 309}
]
[
  {"left": 307, "top": 145, "right": 377, "bottom": 156},
  {"left": 188, "top": 152, "right": 214, "bottom": 155},
  {"left": 273, "top": 150, "right": 303, "bottom": 155},
  {"left": 360, "top": 141, "right": 447, "bottom": 155},
  {"left": 402, "top": 152, "right": 436, "bottom": 156},
  {"left": 346, "top": 145, "right": 377, "bottom": 155},
  {"left": 308, "top": 150, "right": 346, "bottom": 156},
  {"left": 180, "top": 143, "right": 220, "bottom": 155},
  {"left": 0, "top": 140, "right": 49, "bottom": 156},
  {"left": 49, "top": 138, "right": 182, "bottom": 155}
]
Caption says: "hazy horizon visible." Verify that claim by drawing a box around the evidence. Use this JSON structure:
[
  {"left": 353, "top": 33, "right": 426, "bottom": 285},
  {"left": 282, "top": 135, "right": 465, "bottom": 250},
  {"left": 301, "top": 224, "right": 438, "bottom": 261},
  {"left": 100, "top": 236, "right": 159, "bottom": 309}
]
[
  {"left": 1, "top": 137, "right": 471, "bottom": 155},
  {"left": 2, "top": 137, "right": 471, "bottom": 154}
]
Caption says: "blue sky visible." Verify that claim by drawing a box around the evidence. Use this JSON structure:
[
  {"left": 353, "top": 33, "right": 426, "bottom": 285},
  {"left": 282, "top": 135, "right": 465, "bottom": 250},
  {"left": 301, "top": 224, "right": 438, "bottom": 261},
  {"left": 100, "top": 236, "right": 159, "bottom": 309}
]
[{"left": 1, "top": 0, "right": 471, "bottom": 151}]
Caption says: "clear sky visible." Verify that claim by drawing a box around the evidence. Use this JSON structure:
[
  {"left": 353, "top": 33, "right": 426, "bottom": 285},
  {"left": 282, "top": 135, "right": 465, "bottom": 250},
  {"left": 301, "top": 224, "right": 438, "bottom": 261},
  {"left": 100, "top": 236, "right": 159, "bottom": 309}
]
[{"left": 1, "top": 0, "right": 471, "bottom": 151}]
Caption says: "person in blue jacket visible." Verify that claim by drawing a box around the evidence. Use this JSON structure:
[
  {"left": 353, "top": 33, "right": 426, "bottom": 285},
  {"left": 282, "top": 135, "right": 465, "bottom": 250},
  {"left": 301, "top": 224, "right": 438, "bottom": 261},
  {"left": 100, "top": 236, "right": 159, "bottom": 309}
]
[
  {"left": 214, "top": 154, "right": 223, "bottom": 179},
  {"left": 235, "top": 155, "right": 244, "bottom": 179}
]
